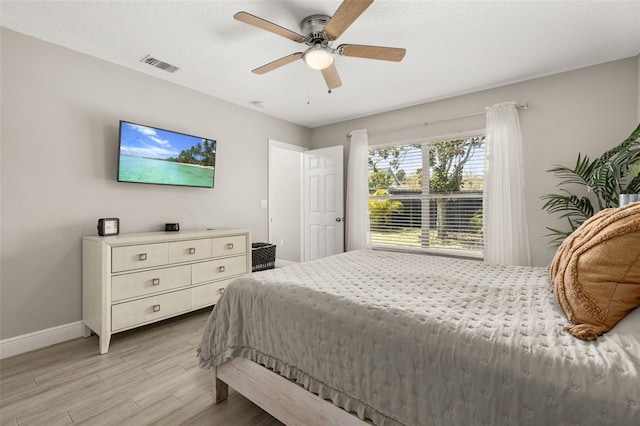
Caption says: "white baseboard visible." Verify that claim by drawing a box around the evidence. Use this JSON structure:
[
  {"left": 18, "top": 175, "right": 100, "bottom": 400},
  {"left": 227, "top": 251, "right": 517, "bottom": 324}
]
[{"left": 0, "top": 321, "right": 85, "bottom": 359}]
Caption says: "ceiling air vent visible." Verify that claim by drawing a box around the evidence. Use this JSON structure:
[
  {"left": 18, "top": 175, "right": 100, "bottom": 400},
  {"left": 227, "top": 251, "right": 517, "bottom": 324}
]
[{"left": 140, "top": 55, "right": 179, "bottom": 73}]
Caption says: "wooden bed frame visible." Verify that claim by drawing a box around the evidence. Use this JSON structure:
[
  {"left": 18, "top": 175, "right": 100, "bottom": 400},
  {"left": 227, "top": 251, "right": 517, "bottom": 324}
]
[{"left": 213, "top": 358, "right": 368, "bottom": 426}]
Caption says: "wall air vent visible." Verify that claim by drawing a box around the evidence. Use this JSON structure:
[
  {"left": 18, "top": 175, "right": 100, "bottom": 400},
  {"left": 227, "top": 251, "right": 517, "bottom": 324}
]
[{"left": 139, "top": 55, "right": 179, "bottom": 73}]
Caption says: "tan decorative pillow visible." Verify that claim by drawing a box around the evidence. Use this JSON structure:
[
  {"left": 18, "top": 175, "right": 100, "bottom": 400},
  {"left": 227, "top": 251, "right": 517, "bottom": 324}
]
[{"left": 550, "top": 202, "right": 640, "bottom": 341}]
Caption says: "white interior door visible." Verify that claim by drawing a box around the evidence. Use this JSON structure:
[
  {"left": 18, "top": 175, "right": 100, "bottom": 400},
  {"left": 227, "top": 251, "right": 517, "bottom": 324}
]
[{"left": 303, "top": 146, "right": 344, "bottom": 261}]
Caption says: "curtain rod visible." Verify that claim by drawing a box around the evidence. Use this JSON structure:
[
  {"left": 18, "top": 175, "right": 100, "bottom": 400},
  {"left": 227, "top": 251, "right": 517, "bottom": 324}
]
[{"left": 347, "top": 103, "right": 528, "bottom": 138}]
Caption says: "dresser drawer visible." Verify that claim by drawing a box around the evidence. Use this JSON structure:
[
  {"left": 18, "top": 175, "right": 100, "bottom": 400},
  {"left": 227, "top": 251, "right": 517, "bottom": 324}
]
[
  {"left": 212, "top": 235, "right": 247, "bottom": 258},
  {"left": 111, "top": 289, "right": 192, "bottom": 331},
  {"left": 192, "top": 279, "right": 233, "bottom": 309},
  {"left": 168, "top": 239, "right": 212, "bottom": 264},
  {"left": 111, "top": 265, "right": 191, "bottom": 302},
  {"left": 112, "top": 243, "right": 168, "bottom": 273},
  {"left": 192, "top": 255, "right": 247, "bottom": 284}
]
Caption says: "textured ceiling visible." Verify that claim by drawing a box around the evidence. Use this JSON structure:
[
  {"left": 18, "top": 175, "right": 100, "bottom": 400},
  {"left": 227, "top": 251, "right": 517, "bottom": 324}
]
[{"left": 1, "top": 1, "right": 639, "bottom": 128}]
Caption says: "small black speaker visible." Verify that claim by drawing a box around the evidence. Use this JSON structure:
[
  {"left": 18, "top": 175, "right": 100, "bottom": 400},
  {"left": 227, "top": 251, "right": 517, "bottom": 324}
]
[{"left": 165, "top": 223, "right": 180, "bottom": 232}]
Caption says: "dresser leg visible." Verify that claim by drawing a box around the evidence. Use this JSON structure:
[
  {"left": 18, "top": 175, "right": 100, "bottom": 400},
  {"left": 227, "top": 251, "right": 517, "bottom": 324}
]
[
  {"left": 99, "top": 334, "right": 111, "bottom": 354},
  {"left": 83, "top": 324, "right": 92, "bottom": 338}
]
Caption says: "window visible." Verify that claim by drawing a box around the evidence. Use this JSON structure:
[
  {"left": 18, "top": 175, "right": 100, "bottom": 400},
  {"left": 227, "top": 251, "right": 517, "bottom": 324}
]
[{"left": 368, "top": 133, "right": 486, "bottom": 257}]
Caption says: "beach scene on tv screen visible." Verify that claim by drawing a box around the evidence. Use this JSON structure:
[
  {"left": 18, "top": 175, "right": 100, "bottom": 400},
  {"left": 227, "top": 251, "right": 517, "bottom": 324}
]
[{"left": 119, "top": 122, "right": 216, "bottom": 188}]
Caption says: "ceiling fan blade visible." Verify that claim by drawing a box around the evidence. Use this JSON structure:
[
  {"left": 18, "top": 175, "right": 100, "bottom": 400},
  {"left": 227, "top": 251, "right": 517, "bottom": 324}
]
[
  {"left": 252, "top": 52, "right": 303, "bottom": 75},
  {"left": 338, "top": 44, "right": 406, "bottom": 62},
  {"left": 324, "top": 0, "right": 373, "bottom": 40},
  {"left": 234, "top": 12, "right": 304, "bottom": 43},
  {"left": 321, "top": 63, "right": 342, "bottom": 90}
]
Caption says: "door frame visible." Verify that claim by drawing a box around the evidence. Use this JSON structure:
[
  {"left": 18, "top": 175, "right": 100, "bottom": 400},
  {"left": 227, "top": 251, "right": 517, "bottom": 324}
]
[{"left": 268, "top": 139, "right": 307, "bottom": 263}]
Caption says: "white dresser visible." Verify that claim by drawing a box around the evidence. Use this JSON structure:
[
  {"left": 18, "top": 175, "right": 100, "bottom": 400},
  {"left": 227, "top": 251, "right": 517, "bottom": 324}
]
[{"left": 82, "top": 228, "right": 251, "bottom": 353}]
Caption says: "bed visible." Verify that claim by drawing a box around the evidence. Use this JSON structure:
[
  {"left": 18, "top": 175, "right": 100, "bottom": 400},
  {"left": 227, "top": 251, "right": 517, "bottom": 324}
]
[{"left": 198, "top": 249, "right": 640, "bottom": 425}]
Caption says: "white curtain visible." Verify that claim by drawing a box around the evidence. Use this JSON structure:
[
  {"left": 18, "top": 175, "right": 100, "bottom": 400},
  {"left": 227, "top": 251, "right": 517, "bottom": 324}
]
[
  {"left": 346, "top": 129, "right": 371, "bottom": 251},
  {"left": 483, "top": 102, "right": 531, "bottom": 266}
]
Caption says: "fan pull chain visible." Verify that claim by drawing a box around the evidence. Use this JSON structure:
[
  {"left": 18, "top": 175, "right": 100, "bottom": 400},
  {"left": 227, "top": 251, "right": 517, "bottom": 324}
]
[{"left": 306, "top": 67, "right": 311, "bottom": 105}]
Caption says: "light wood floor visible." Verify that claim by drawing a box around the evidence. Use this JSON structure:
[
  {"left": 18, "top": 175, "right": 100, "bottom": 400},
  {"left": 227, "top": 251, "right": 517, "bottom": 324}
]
[{"left": 0, "top": 308, "right": 284, "bottom": 426}]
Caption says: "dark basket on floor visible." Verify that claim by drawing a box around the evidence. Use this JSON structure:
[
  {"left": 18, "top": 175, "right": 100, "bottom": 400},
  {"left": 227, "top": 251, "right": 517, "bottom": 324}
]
[{"left": 251, "top": 243, "right": 276, "bottom": 272}]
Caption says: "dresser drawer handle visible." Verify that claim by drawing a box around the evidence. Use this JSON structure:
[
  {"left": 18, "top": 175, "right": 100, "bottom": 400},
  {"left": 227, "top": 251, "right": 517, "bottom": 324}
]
[
  {"left": 218, "top": 266, "right": 225, "bottom": 273},
  {"left": 152, "top": 278, "right": 160, "bottom": 286},
  {"left": 152, "top": 304, "right": 160, "bottom": 312},
  {"left": 219, "top": 288, "right": 225, "bottom": 295},
  {"left": 227, "top": 243, "right": 234, "bottom": 249},
  {"left": 189, "top": 248, "right": 196, "bottom": 254},
  {"left": 139, "top": 253, "right": 147, "bottom": 261}
]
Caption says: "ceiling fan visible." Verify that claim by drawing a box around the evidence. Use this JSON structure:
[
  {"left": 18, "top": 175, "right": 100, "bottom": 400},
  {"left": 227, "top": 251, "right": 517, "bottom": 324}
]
[{"left": 234, "top": 0, "right": 406, "bottom": 90}]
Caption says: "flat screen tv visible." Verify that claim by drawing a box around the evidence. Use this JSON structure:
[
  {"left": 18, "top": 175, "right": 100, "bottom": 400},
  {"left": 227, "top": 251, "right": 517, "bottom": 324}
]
[{"left": 117, "top": 120, "right": 216, "bottom": 188}]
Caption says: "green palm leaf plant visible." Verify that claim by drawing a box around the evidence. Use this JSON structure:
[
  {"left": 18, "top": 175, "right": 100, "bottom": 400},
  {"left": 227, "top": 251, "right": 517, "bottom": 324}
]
[{"left": 542, "top": 123, "right": 640, "bottom": 246}]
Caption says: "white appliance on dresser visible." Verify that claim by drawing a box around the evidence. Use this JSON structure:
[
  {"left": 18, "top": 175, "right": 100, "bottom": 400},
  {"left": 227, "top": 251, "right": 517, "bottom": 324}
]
[{"left": 82, "top": 228, "right": 251, "bottom": 354}]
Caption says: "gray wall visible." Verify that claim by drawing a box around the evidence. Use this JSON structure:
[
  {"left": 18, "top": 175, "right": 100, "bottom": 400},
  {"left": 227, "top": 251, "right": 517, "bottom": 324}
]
[
  {"left": 310, "top": 57, "right": 640, "bottom": 267},
  {"left": 0, "top": 29, "right": 311, "bottom": 340}
]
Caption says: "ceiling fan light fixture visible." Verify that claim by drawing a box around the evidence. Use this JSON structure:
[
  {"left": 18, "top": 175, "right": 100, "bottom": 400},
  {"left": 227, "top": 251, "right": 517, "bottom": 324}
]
[{"left": 303, "top": 46, "right": 334, "bottom": 70}]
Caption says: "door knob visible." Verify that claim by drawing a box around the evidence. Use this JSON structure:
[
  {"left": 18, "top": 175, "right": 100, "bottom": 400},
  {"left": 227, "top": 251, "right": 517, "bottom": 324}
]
[{"left": 335, "top": 217, "right": 344, "bottom": 222}]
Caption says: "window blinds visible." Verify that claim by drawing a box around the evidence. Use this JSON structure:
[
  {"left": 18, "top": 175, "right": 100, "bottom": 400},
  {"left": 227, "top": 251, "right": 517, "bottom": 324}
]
[{"left": 368, "top": 136, "right": 485, "bottom": 255}]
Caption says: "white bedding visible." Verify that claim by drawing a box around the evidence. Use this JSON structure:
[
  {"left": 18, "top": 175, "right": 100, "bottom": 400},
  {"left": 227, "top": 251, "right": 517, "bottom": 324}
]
[{"left": 198, "top": 250, "right": 640, "bottom": 425}]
